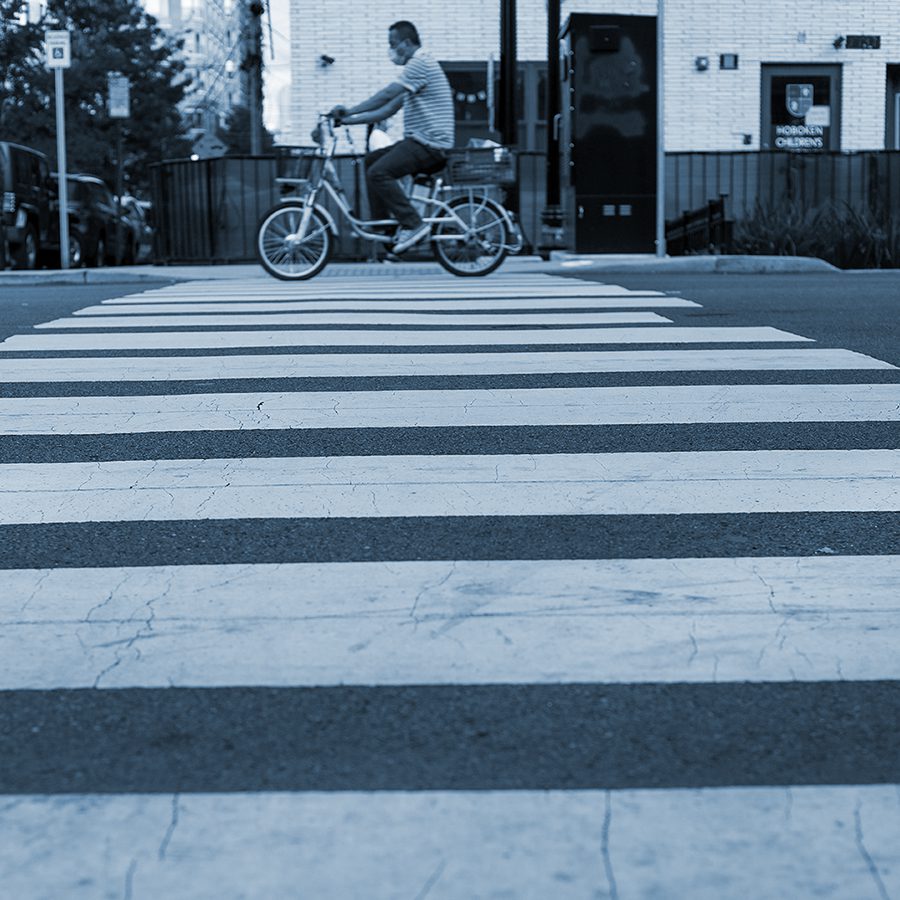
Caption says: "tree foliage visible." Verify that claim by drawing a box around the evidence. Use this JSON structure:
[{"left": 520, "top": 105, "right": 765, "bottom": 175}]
[
  {"left": 0, "top": 0, "right": 192, "bottom": 193},
  {"left": 218, "top": 104, "right": 275, "bottom": 156}
]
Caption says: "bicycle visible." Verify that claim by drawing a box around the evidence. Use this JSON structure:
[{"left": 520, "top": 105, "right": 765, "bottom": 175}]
[{"left": 256, "top": 114, "right": 524, "bottom": 280}]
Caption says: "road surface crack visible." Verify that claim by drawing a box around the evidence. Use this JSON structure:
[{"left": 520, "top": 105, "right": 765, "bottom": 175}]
[
  {"left": 158, "top": 794, "right": 181, "bottom": 861},
  {"left": 854, "top": 802, "right": 891, "bottom": 900},
  {"left": 601, "top": 791, "right": 619, "bottom": 900}
]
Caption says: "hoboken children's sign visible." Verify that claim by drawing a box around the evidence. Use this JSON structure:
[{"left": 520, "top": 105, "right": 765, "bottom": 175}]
[{"left": 775, "top": 123, "right": 825, "bottom": 150}]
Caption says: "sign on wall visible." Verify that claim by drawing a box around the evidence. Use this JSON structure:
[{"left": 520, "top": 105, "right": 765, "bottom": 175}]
[{"left": 763, "top": 67, "right": 840, "bottom": 152}]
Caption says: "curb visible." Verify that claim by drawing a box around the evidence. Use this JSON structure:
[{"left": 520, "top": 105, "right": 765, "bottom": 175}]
[
  {"left": 549, "top": 254, "right": 839, "bottom": 274},
  {"left": 0, "top": 254, "right": 840, "bottom": 286},
  {"left": 0, "top": 270, "right": 175, "bottom": 287}
]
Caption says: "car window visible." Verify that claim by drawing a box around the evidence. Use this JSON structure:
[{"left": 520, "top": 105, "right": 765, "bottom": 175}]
[
  {"left": 69, "top": 181, "right": 89, "bottom": 204},
  {"left": 13, "top": 151, "right": 32, "bottom": 187}
]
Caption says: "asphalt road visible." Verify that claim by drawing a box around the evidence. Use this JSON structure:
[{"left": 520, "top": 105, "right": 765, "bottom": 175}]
[{"left": 0, "top": 269, "right": 898, "bottom": 897}]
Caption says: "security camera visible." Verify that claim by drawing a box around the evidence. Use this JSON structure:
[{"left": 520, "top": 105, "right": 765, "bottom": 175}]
[{"left": 319, "top": 54, "right": 335, "bottom": 66}]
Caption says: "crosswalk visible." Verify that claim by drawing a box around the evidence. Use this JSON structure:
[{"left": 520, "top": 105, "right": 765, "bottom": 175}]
[{"left": 1, "top": 271, "right": 898, "bottom": 898}]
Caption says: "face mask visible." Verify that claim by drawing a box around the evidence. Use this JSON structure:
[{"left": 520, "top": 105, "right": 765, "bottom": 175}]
[{"left": 389, "top": 46, "right": 405, "bottom": 65}]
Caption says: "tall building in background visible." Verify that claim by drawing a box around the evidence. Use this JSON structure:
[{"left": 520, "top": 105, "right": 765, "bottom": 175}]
[{"left": 145, "top": 0, "right": 246, "bottom": 145}]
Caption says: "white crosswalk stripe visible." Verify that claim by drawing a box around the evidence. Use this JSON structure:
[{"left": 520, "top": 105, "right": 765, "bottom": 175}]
[
  {"left": 36, "top": 310, "right": 675, "bottom": 328},
  {"left": 0, "top": 324, "right": 810, "bottom": 351},
  {"left": 2, "top": 271, "right": 898, "bottom": 898},
  {"left": 3, "top": 450, "right": 899, "bottom": 523},
  {"left": 0, "top": 347, "right": 889, "bottom": 382},
  {"left": 3, "top": 556, "right": 899, "bottom": 689},
  {"left": 3, "top": 383, "right": 899, "bottom": 434},
  {"left": 83, "top": 296, "right": 700, "bottom": 312}
]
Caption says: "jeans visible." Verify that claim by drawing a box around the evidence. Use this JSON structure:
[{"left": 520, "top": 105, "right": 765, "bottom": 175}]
[{"left": 364, "top": 138, "right": 447, "bottom": 230}]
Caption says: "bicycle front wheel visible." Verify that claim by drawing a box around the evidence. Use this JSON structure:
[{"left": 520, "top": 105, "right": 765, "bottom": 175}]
[
  {"left": 433, "top": 194, "right": 510, "bottom": 277},
  {"left": 257, "top": 202, "right": 333, "bottom": 280}
]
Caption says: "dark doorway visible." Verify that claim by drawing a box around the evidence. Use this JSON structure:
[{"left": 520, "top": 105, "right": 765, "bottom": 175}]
[
  {"left": 887, "top": 65, "right": 900, "bottom": 149},
  {"left": 761, "top": 64, "right": 841, "bottom": 151}
]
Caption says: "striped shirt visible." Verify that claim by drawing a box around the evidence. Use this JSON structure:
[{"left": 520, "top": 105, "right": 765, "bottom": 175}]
[{"left": 398, "top": 49, "right": 455, "bottom": 150}]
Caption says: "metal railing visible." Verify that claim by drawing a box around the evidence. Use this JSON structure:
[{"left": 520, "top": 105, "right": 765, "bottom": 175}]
[
  {"left": 666, "top": 151, "right": 900, "bottom": 220},
  {"left": 150, "top": 150, "right": 900, "bottom": 264}
]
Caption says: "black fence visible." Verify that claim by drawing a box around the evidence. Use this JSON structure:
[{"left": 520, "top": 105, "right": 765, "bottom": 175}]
[
  {"left": 150, "top": 150, "right": 900, "bottom": 264},
  {"left": 666, "top": 150, "right": 900, "bottom": 221}
]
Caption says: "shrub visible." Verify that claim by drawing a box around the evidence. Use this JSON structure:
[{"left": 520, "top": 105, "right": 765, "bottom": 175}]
[{"left": 731, "top": 200, "right": 900, "bottom": 269}]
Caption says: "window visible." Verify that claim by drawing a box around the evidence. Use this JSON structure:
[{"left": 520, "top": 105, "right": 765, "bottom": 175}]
[
  {"left": 761, "top": 64, "right": 841, "bottom": 151},
  {"left": 440, "top": 61, "right": 547, "bottom": 149}
]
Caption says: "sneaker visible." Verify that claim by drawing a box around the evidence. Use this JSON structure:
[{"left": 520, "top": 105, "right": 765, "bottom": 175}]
[{"left": 392, "top": 223, "right": 430, "bottom": 253}]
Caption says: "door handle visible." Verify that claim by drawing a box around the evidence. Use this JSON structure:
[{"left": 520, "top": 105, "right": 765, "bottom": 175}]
[{"left": 552, "top": 113, "right": 561, "bottom": 141}]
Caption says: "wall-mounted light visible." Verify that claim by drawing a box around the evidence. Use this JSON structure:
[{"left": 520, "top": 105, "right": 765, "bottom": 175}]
[
  {"left": 833, "top": 36, "right": 845, "bottom": 49},
  {"left": 694, "top": 56, "right": 710, "bottom": 72},
  {"left": 319, "top": 54, "right": 335, "bottom": 67}
]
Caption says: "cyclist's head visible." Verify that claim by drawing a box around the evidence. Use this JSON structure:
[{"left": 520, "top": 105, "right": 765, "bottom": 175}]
[{"left": 388, "top": 21, "right": 420, "bottom": 65}]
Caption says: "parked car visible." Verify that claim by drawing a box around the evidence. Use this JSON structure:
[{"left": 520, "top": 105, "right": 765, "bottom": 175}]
[
  {"left": 53, "top": 174, "right": 129, "bottom": 267},
  {"left": 0, "top": 141, "right": 56, "bottom": 269},
  {"left": 118, "top": 195, "right": 155, "bottom": 263}
]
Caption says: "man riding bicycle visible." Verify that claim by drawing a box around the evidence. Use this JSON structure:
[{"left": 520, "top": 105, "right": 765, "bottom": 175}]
[{"left": 330, "top": 20, "right": 455, "bottom": 254}]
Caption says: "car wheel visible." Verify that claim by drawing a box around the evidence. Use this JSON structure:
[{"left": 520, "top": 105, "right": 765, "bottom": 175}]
[
  {"left": 14, "top": 225, "right": 38, "bottom": 270},
  {"left": 68, "top": 233, "right": 85, "bottom": 268}
]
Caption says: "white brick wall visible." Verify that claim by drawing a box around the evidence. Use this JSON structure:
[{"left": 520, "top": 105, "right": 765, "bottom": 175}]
[{"left": 286, "top": 0, "right": 900, "bottom": 151}]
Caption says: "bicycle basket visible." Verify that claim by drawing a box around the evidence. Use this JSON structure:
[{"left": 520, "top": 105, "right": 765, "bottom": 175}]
[{"left": 445, "top": 147, "right": 516, "bottom": 186}]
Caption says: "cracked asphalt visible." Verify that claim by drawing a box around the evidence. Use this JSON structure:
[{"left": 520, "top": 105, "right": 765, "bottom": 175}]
[{"left": 0, "top": 270, "right": 898, "bottom": 899}]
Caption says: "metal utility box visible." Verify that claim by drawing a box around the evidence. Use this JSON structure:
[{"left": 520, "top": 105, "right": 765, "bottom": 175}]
[{"left": 559, "top": 13, "right": 658, "bottom": 253}]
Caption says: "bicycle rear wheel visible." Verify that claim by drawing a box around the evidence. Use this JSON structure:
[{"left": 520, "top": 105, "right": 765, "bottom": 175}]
[
  {"left": 257, "top": 202, "right": 333, "bottom": 280},
  {"left": 433, "top": 194, "right": 510, "bottom": 277}
]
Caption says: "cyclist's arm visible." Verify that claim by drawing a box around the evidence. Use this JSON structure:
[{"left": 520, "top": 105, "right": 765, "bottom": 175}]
[
  {"left": 345, "top": 82, "right": 406, "bottom": 116},
  {"left": 342, "top": 94, "right": 404, "bottom": 126}
]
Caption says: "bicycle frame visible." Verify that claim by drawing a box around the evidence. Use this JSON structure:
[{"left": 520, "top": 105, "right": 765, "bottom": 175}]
[{"left": 276, "top": 116, "right": 523, "bottom": 251}]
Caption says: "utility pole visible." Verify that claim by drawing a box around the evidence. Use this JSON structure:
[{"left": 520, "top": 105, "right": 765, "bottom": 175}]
[
  {"left": 245, "top": 0, "right": 265, "bottom": 155},
  {"left": 498, "top": 0, "right": 518, "bottom": 215},
  {"left": 498, "top": 0, "right": 517, "bottom": 147},
  {"left": 656, "top": 0, "right": 666, "bottom": 257},
  {"left": 539, "top": 0, "right": 564, "bottom": 255}
]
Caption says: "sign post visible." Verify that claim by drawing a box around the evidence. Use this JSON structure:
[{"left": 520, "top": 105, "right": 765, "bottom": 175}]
[
  {"left": 46, "top": 30, "right": 71, "bottom": 268},
  {"left": 108, "top": 73, "right": 130, "bottom": 265}
]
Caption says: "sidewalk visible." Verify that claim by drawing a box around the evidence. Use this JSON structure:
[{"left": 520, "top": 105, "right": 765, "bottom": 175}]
[{"left": 0, "top": 253, "right": 837, "bottom": 287}]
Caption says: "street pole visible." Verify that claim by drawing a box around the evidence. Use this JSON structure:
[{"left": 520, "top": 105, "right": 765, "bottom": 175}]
[
  {"left": 247, "top": 1, "right": 265, "bottom": 155},
  {"left": 539, "top": 0, "right": 563, "bottom": 255},
  {"left": 656, "top": 0, "right": 666, "bottom": 258},
  {"left": 108, "top": 73, "right": 131, "bottom": 266},
  {"left": 115, "top": 123, "right": 124, "bottom": 265},
  {"left": 54, "top": 67, "right": 70, "bottom": 269},
  {"left": 499, "top": 0, "right": 518, "bottom": 215},
  {"left": 498, "top": 0, "right": 517, "bottom": 147}
]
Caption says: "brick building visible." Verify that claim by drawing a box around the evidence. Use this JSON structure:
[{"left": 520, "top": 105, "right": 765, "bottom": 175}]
[{"left": 284, "top": 0, "right": 900, "bottom": 152}]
